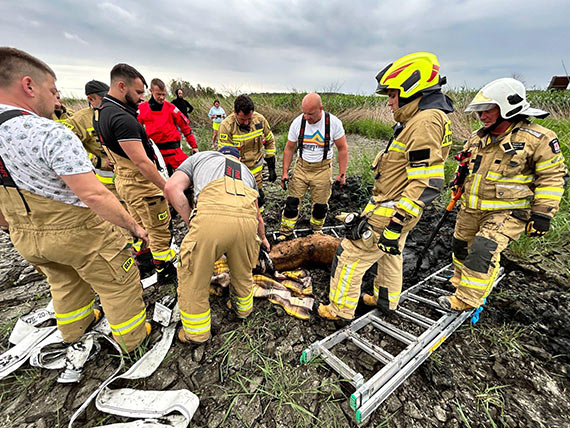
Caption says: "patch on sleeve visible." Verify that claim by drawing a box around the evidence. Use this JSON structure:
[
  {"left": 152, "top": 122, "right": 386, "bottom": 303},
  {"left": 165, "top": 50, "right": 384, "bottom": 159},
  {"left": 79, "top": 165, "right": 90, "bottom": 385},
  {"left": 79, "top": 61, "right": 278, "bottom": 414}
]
[
  {"left": 549, "top": 138, "right": 561, "bottom": 154},
  {"left": 408, "top": 148, "right": 431, "bottom": 162},
  {"left": 219, "top": 133, "right": 228, "bottom": 141},
  {"left": 255, "top": 123, "right": 263, "bottom": 130}
]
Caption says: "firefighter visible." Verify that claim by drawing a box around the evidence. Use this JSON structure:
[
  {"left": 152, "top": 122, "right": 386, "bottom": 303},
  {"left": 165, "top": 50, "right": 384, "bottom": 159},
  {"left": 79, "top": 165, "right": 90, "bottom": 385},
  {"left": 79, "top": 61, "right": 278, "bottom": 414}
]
[
  {"left": 217, "top": 94, "right": 276, "bottom": 212},
  {"left": 0, "top": 47, "right": 149, "bottom": 352},
  {"left": 138, "top": 78, "right": 199, "bottom": 176},
  {"left": 164, "top": 146, "right": 270, "bottom": 345},
  {"left": 62, "top": 80, "right": 117, "bottom": 194},
  {"left": 439, "top": 78, "right": 568, "bottom": 311},
  {"left": 94, "top": 64, "right": 177, "bottom": 285},
  {"left": 52, "top": 90, "right": 73, "bottom": 121},
  {"left": 277, "top": 92, "right": 348, "bottom": 240},
  {"left": 318, "top": 52, "right": 454, "bottom": 320}
]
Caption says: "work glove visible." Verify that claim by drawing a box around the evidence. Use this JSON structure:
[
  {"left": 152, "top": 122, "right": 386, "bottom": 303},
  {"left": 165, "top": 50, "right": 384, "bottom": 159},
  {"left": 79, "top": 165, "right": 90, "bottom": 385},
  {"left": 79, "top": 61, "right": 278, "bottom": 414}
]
[
  {"left": 378, "top": 220, "right": 403, "bottom": 255},
  {"left": 280, "top": 177, "right": 289, "bottom": 190},
  {"left": 266, "top": 157, "right": 277, "bottom": 182},
  {"left": 525, "top": 213, "right": 551, "bottom": 237}
]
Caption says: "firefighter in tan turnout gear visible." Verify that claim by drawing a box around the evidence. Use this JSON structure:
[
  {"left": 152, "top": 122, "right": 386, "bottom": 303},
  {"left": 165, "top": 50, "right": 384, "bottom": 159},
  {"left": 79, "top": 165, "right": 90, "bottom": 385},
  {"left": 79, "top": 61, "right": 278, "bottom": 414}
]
[
  {"left": 62, "top": 80, "right": 118, "bottom": 195},
  {"left": 164, "top": 146, "right": 270, "bottom": 345},
  {"left": 318, "top": 52, "right": 454, "bottom": 320},
  {"left": 217, "top": 94, "right": 276, "bottom": 212},
  {"left": 439, "top": 78, "right": 568, "bottom": 311},
  {"left": 0, "top": 48, "right": 149, "bottom": 352},
  {"left": 277, "top": 92, "right": 348, "bottom": 240},
  {"left": 94, "top": 64, "right": 177, "bottom": 285}
]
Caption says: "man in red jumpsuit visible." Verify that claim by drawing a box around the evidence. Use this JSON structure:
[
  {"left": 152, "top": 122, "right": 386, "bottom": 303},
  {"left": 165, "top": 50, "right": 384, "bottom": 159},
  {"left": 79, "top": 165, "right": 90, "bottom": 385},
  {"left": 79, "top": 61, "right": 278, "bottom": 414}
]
[{"left": 138, "top": 78, "right": 199, "bottom": 175}]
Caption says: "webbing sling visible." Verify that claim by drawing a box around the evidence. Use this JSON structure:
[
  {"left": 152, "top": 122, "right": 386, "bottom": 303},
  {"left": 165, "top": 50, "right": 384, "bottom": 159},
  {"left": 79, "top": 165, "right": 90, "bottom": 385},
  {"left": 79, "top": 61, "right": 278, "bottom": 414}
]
[{"left": 297, "top": 112, "right": 331, "bottom": 161}]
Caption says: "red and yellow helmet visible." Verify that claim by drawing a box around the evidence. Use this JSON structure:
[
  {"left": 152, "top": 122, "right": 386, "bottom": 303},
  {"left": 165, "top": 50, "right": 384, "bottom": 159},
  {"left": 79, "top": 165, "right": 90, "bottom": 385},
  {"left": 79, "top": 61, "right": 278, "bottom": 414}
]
[{"left": 375, "top": 52, "right": 442, "bottom": 98}]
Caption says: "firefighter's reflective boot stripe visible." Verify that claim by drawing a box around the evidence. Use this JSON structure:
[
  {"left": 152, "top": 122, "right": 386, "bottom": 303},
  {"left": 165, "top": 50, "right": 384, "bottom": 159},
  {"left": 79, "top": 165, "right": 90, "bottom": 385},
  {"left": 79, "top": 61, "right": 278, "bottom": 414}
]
[
  {"left": 0, "top": 188, "right": 147, "bottom": 352},
  {"left": 112, "top": 155, "right": 173, "bottom": 264},
  {"left": 326, "top": 213, "right": 418, "bottom": 319},
  {"left": 280, "top": 158, "right": 333, "bottom": 235},
  {"left": 177, "top": 176, "right": 260, "bottom": 343},
  {"left": 452, "top": 207, "right": 526, "bottom": 307}
]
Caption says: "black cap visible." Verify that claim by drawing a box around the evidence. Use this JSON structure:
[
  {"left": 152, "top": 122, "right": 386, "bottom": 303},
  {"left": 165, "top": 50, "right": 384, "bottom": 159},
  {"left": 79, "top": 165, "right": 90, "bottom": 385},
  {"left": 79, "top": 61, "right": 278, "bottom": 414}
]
[
  {"left": 219, "top": 146, "right": 240, "bottom": 159},
  {"left": 85, "top": 80, "right": 109, "bottom": 96}
]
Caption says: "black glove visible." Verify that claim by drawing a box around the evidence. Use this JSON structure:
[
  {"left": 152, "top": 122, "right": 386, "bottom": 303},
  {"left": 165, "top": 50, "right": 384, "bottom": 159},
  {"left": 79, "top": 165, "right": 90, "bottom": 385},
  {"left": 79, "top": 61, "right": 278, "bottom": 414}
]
[
  {"left": 266, "top": 157, "right": 277, "bottom": 182},
  {"left": 378, "top": 220, "right": 403, "bottom": 255},
  {"left": 526, "top": 213, "right": 551, "bottom": 237}
]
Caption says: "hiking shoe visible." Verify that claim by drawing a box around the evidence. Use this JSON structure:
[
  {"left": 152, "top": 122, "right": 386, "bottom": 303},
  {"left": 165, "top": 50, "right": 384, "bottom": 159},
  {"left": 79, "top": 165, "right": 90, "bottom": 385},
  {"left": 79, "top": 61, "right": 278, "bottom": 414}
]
[
  {"left": 362, "top": 293, "right": 377, "bottom": 306},
  {"left": 438, "top": 295, "right": 474, "bottom": 311},
  {"left": 155, "top": 260, "right": 178, "bottom": 286}
]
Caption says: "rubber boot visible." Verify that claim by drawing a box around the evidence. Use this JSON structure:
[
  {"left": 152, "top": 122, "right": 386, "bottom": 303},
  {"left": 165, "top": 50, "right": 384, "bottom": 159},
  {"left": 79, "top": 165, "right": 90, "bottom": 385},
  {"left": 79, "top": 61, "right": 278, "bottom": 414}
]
[
  {"left": 438, "top": 295, "right": 474, "bottom": 311},
  {"left": 135, "top": 249, "right": 155, "bottom": 279},
  {"left": 155, "top": 260, "right": 178, "bottom": 286},
  {"left": 177, "top": 326, "right": 210, "bottom": 346}
]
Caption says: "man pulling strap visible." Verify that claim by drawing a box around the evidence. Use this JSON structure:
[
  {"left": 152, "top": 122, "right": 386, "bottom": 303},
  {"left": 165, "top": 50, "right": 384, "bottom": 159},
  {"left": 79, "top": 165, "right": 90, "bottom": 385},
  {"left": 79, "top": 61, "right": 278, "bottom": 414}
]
[
  {"left": 0, "top": 47, "right": 149, "bottom": 352},
  {"left": 164, "top": 146, "right": 270, "bottom": 346},
  {"left": 94, "top": 64, "right": 177, "bottom": 285}
]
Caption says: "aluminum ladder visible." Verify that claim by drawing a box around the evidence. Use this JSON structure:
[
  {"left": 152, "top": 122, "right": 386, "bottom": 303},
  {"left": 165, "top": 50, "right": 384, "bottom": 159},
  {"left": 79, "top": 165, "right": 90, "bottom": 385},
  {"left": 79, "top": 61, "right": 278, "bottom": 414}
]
[
  {"left": 301, "top": 263, "right": 504, "bottom": 423},
  {"left": 269, "top": 225, "right": 345, "bottom": 241}
]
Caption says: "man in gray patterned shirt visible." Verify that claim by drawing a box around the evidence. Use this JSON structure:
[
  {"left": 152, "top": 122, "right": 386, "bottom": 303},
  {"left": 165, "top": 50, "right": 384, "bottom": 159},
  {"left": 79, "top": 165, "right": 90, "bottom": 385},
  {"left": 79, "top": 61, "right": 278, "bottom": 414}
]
[{"left": 0, "top": 47, "right": 150, "bottom": 352}]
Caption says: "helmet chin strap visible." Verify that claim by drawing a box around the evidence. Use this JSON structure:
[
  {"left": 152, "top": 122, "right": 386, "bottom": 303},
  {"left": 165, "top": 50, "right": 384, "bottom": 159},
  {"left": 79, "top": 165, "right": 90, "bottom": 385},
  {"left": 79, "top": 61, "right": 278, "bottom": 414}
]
[{"left": 484, "top": 115, "right": 506, "bottom": 133}]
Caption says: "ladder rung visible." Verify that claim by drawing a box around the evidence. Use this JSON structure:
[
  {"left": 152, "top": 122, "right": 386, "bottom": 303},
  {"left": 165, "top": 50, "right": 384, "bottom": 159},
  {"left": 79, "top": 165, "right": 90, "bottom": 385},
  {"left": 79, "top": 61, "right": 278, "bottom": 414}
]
[
  {"left": 319, "top": 347, "right": 363, "bottom": 387},
  {"left": 348, "top": 332, "right": 393, "bottom": 365},
  {"left": 395, "top": 307, "right": 434, "bottom": 329},
  {"left": 432, "top": 274, "right": 452, "bottom": 282},
  {"left": 331, "top": 228, "right": 339, "bottom": 238},
  {"left": 369, "top": 315, "right": 416, "bottom": 345},
  {"left": 422, "top": 284, "right": 450, "bottom": 295},
  {"left": 404, "top": 293, "right": 447, "bottom": 312}
]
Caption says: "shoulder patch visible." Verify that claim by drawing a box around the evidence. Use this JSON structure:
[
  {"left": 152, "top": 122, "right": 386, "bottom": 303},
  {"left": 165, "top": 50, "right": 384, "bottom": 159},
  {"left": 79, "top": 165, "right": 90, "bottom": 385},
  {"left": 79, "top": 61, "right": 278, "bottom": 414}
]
[
  {"left": 549, "top": 138, "right": 561, "bottom": 154},
  {"left": 518, "top": 127, "right": 543, "bottom": 138}
]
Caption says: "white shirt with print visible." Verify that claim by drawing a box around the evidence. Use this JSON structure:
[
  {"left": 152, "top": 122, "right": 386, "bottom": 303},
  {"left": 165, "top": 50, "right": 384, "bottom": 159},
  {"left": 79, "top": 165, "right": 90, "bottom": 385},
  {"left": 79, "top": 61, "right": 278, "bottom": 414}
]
[{"left": 288, "top": 112, "right": 345, "bottom": 163}]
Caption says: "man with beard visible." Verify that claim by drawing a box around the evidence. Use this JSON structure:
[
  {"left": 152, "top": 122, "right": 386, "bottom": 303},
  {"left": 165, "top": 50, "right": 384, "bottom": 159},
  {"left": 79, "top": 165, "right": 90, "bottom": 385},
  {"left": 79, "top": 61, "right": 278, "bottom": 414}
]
[
  {"left": 217, "top": 94, "right": 276, "bottom": 212},
  {"left": 94, "top": 64, "right": 177, "bottom": 285},
  {"left": 138, "top": 79, "right": 198, "bottom": 176},
  {"left": 171, "top": 88, "right": 194, "bottom": 119}
]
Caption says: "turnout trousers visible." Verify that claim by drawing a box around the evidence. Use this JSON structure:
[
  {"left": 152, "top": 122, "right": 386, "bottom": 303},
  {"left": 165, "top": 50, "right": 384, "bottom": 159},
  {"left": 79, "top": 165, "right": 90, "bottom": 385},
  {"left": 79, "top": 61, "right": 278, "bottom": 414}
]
[
  {"left": 177, "top": 177, "right": 260, "bottom": 343},
  {"left": 0, "top": 188, "right": 147, "bottom": 352},
  {"left": 113, "top": 156, "right": 175, "bottom": 263},
  {"left": 328, "top": 212, "right": 420, "bottom": 319},
  {"left": 280, "top": 158, "right": 333, "bottom": 235},
  {"left": 452, "top": 206, "right": 526, "bottom": 307}
]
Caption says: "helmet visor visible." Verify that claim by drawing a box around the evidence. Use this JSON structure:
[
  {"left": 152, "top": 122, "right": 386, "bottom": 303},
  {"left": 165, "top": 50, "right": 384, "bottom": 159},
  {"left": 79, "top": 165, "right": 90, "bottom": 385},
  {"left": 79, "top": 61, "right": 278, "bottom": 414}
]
[{"left": 464, "top": 102, "right": 497, "bottom": 113}]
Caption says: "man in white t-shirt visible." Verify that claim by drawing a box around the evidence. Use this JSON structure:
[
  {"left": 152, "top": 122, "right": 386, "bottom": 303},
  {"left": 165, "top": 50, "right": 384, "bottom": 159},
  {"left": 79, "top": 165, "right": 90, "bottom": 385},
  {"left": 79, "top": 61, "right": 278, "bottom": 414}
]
[{"left": 277, "top": 93, "right": 348, "bottom": 240}]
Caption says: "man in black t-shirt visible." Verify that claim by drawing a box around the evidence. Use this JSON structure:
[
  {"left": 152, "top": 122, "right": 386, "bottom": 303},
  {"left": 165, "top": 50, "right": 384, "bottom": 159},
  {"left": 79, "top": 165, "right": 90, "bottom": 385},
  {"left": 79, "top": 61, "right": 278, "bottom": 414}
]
[
  {"left": 94, "top": 63, "right": 176, "bottom": 285},
  {"left": 171, "top": 88, "right": 194, "bottom": 119}
]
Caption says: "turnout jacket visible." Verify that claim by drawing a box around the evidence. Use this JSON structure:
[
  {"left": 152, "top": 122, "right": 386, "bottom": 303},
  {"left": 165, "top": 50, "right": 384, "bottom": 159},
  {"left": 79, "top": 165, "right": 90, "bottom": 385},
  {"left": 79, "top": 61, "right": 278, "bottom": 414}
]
[
  {"left": 63, "top": 107, "right": 114, "bottom": 184},
  {"left": 368, "top": 96, "right": 452, "bottom": 225},
  {"left": 218, "top": 112, "right": 275, "bottom": 174},
  {"left": 460, "top": 120, "right": 567, "bottom": 218}
]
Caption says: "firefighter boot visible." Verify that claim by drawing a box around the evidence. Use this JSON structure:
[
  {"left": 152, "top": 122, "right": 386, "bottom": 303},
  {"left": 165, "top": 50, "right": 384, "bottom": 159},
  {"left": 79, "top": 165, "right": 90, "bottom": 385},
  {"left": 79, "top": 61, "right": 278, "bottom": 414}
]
[
  {"left": 135, "top": 249, "right": 155, "bottom": 279},
  {"left": 362, "top": 293, "right": 377, "bottom": 306},
  {"left": 438, "top": 295, "right": 474, "bottom": 312},
  {"left": 155, "top": 260, "right": 178, "bottom": 286}
]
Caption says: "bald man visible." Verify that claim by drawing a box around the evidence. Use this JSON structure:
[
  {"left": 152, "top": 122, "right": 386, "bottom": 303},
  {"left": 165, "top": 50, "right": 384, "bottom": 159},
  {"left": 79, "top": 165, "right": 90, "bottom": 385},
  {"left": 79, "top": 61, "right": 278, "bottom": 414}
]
[{"left": 277, "top": 93, "right": 348, "bottom": 240}]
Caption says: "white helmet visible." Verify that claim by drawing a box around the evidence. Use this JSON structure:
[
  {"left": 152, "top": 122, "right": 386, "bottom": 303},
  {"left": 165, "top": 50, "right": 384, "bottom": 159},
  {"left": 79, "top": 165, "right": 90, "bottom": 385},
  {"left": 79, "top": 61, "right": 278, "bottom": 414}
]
[{"left": 465, "top": 78, "right": 549, "bottom": 119}]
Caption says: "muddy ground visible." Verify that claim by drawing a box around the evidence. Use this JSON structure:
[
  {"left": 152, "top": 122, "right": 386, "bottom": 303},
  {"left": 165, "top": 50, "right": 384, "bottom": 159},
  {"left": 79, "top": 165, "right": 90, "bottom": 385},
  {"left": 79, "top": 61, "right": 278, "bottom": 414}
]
[{"left": 1, "top": 155, "right": 569, "bottom": 427}]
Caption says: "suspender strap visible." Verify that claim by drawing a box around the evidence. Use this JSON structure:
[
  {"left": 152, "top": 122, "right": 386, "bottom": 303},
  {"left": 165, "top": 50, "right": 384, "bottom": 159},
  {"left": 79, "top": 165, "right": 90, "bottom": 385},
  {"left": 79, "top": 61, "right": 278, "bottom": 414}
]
[
  {"left": 322, "top": 112, "right": 330, "bottom": 161},
  {"left": 297, "top": 118, "right": 306, "bottom": 159},
  {"left": 224, "top": 157, "right": 245, "bottom": 196},
  {"left": 0, "top": 110, "right": 31, "bottom": 188}
]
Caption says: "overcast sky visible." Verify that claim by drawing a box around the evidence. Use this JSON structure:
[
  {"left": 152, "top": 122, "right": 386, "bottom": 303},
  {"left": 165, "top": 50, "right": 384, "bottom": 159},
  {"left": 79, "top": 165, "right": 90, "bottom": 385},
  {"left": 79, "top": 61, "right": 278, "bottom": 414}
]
[{"left": 1, "top": 0, "right": 568, "bottom": 97}]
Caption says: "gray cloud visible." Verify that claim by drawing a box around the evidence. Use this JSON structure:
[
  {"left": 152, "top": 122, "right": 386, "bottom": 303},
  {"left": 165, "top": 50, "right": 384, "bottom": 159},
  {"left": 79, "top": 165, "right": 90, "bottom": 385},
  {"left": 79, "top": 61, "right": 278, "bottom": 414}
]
[{"left": 1, "top": 0, "right": 568, "bottom": 97}]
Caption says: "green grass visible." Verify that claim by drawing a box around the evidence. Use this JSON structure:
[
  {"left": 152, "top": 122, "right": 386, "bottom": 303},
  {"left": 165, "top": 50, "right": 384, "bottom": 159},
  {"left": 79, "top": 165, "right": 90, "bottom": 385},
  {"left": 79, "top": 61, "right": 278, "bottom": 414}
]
[
  {"left": 475, "top": 384, "right": 509, "bottom": 428},
  {"left": 343, "top": 119, "right": 393, "bottom": 140},
  {"left": 471, "top": 323, "right": 529, "bottom": 356}
]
